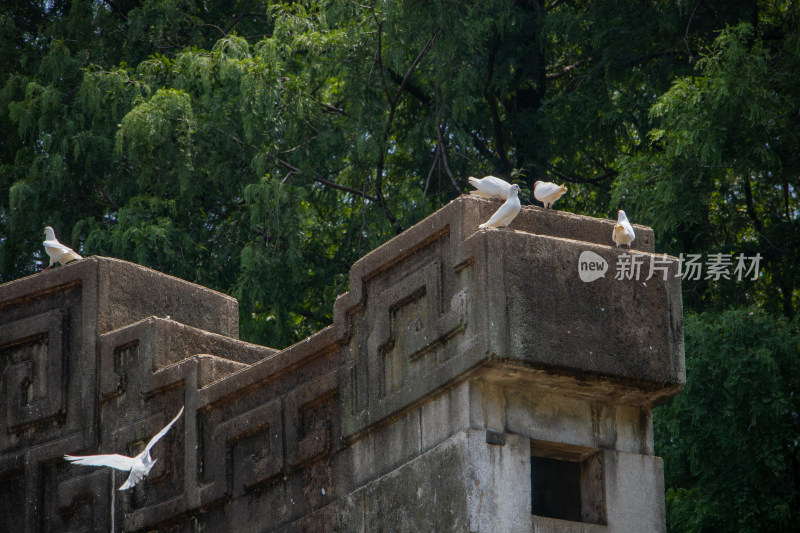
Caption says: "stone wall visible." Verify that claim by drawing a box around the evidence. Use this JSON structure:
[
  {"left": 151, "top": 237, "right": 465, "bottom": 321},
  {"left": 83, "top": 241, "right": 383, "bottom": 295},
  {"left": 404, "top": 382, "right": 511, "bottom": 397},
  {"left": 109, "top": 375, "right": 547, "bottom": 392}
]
[{"left": 0, "top": 195, "right": 684, "bottom": 532}]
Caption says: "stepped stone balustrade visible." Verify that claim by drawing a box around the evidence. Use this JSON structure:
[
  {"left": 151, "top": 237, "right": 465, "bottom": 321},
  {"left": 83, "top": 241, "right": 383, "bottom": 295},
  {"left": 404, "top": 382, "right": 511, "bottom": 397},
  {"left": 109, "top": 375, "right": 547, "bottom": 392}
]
[{"left": 0, "top": 195, "right": 683, "bottom": 532}]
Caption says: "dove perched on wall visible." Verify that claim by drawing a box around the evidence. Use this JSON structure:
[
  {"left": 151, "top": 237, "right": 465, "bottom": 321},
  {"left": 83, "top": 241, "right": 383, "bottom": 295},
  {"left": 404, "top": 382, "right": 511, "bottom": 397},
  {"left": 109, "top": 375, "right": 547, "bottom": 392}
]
[
  {"left": 468, "top": 175, "right": 512, "bottom": 200},
  {"left": 612, "top": 210, "right": 636, "bottom": 248},
  {"left": 479, "top": 184, "right": 521, "bottom": 229},
  {"left": 533, "top": 181, "right": 568, "bottom": 209},
  {"left": 64, "top": 407, "right": 184, "bottom": 490},
  {"left": 42, "top": 226, "right": 83, "bottom": 271}
]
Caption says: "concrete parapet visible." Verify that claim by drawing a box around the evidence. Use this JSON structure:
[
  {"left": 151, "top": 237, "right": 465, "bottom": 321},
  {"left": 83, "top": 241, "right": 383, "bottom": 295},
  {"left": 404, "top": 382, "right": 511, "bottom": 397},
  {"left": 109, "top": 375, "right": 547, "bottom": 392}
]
[{"left": 0, "top": 195, "right": 683, "bottom": 532}]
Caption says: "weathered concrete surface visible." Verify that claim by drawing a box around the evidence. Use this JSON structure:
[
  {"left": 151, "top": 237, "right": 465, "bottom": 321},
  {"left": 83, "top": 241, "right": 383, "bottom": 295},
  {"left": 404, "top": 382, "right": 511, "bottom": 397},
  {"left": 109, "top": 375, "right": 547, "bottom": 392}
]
[{"left": 0, "top": 195, "right": 683, "bottom": 532}]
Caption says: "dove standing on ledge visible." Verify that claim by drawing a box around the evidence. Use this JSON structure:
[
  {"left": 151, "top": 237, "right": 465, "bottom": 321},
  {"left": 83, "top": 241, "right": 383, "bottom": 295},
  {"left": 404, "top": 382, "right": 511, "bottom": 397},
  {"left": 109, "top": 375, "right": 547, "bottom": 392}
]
[
  {"left": 479, "top": 184, "right": 521, "bottom": 229},
  {"left": 613, "top": 210, "right": 636, "bottom": 248},
  {"left": 42, "top": 226, "right": 82, "bottom": 271},
  {"left": 64, "top": 406, "right": 184, "bottom": 490},
  {"left": 533, "top": 181, "right": 568, "bottom": 209},
  {"left": 468, "top": 175, "right": 512, "bottom": 200}
]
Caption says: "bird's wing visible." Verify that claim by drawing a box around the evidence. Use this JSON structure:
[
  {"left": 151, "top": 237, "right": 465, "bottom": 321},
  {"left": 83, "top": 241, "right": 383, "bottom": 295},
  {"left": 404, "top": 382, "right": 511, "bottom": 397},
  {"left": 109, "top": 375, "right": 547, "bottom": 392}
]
[
  {"left": 43, "top": 240, "right": 82, "bottom": 263},
  {"left": 43, "top": 239, "right": 75, "bottom": 254},
  {"left": 613, "top": 223, "right": 635, "bottom": 245},
  {"left": 118, "top": 464, "right": 149, "bottom": 490},
  {"left": 143, "top": 406, "right": 184, "bottom": 456},
  {"left": 470, "top": 176, "right": 509, "bottom": 198},
  {"left": 482, "top": 176, "right": 511, "bottom": 196},
  {"left": 468, "top": 188, "right": 494, "bottom": 198},
  {"left": 534, "top": 182, "right": 563, "bottom": 200},
  {"left": 622, "top": 219, "right": 636, "bottom": 239},
  {"left": 613, "top": 224, "right": 623, "bottom": 244},
  {"left": 64, "top": 454, "right": 135, "bottom": 471},
  {"left": 480, "top": 201, "right": 514, "bottom": 228},
  {"left": 496, "top": 198, "right": 521, "bottom": 226}
]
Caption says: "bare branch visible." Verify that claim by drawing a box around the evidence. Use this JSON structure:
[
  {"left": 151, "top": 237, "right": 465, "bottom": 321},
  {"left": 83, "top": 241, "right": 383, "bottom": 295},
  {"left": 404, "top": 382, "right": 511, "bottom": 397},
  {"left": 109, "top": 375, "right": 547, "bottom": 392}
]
[
  {"left": 394, "top": 30, "right": 438, "bottom": 101},
  {"left": 375, "top": 28, "right": 438, "bottom": 227},
  {"left": 314, "top": 176, "right": 380, "bottom": 202},
  {"left": 545, "top": 0, "right": 570, "bottom": 10},
  {"left": 224, "top": 0, "right": 254, "bottom": 35},
  {"left": 424, "top": 147, "right": 440, "bottom": 196},
  {"left": 101, "top": 0, "right": 131, "bottom": 21},
  {"left": 485, "top": 43, "right": 512, "bottom": 174},
  {"left": 434, "top": 74, "right": 462, "bottom": 194},
  {"left": 547, "top": 166, "right": 619, "bottom": 184},
  {"left": 204, "top": 24, "right": 227, "bottom": 37},
  {"left": 546, "top": 58, "right": 591, "bottom": 80},
  {"left": 387, "top": 69, "right": 432, "bottom": 106},
  {"left": 743, "top": 173, "right": 764, "bottom": 232},
  {"left": 684, "top": 0, "right": 702, "bottom": 63}
]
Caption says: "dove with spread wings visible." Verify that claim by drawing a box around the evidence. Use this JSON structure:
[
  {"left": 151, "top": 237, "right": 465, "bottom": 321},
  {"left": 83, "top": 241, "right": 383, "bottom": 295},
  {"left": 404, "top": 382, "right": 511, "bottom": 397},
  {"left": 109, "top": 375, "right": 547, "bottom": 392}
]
[{"left": 64, "top": 407, "right": 184, "bottom": 490}]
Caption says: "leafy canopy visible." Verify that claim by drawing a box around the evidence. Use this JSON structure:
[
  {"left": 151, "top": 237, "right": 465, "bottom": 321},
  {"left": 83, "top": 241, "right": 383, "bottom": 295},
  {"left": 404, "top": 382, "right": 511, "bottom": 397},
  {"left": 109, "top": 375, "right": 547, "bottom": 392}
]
[{"left": 1, "top": 2, "right": 800, "bottom": 530}]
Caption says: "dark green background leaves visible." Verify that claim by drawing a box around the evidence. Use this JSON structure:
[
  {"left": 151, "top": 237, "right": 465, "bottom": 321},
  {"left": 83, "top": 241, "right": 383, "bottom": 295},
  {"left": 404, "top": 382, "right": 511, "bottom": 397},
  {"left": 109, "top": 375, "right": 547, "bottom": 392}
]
[{"left": 1, "top": 2, "right": 798, "bottom": 530}]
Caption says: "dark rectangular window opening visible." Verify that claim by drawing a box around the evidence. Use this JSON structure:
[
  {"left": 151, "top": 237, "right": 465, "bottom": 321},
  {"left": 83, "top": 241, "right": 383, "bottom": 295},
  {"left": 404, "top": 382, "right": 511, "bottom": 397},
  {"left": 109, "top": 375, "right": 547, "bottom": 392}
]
[{"left": 531, "top": 441, "right": 606, "bottom": 526}]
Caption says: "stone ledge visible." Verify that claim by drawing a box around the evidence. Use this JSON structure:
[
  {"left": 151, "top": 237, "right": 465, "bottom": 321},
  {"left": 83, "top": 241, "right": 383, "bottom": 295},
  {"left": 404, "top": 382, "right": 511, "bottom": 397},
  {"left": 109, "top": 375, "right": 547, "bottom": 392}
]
[{"left": 0, "top": 256, "right": 240, "bottom": 337}]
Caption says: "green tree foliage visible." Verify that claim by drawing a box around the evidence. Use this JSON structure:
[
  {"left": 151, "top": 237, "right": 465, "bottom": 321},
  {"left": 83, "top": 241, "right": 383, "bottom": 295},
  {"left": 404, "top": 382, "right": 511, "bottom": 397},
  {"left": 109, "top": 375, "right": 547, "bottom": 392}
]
[
  {"left": 613, "top": 9, "right": 800, "bottom": 531},
  {"left": 656, "top": 308, "right": 800, "bottom": 532},
  {"left": 2, "top": 0, "right": 770, "bottom": 345},
  {"left": 1, "top": 2, "right": 800, "bottom": 529},
  {"left": 615, "top": 17, "right": 800, "bottom": 317}
]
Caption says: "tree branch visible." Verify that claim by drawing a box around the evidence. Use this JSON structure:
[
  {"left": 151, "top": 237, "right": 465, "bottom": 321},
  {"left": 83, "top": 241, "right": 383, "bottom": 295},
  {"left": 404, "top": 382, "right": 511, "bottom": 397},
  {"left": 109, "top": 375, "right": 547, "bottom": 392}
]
[
  {"left": 485, "top": 43, "right": 512, "bottom": 174},
  {"left": 314, "top": 176, "right": 380, "bottom": 202},
  {"left": 546, "top": 58, "right": 591, "bottom": 80},
  {"left": 393, "top": 30, "right": 438, "bottom": 100},
  {"left": 743, "top": 173, "right": 765, "bottom": 232},
  {"left": 375, "top": 27, "right": 438, "bottom": 228},
  {"left": 224, "top": 0, "right": 254, "bottom": 35},
  {"left": 547, "top": 166, "right": 619, "bottom": 184},
  {"left": 434, "top": 74, "right": 462, "bottom": 194},
  {"left": 684, "top": 0, "right": 702, "bottom": 63},
  {"left": 545, "top": 0, "right": 570, "bottom": 9},
  {"left": 387, "top": 69, "right": 432, "bottom": 106},
  {"left": 101, "top": 0, "right": 131, "bottom": 20},
  {"left": 424, "top": 147, "right": 439, "bottom": 196}
]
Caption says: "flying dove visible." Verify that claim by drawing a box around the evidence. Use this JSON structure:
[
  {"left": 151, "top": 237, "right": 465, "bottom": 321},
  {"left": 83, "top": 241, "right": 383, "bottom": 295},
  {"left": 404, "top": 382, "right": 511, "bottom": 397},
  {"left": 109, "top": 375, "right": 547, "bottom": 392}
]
[
  {"left": 612, "top": 210, "right": 636, "bottom": 248},
  {"left": 479, "top": 184, "right": 521, "bottom": 229},
  {"left": 533, "top": 181, "right": 568, "bottom": 209},
  {"left": 42, "top": 226, "right": 82, "bottom": 270},
  {"left": 468, "top": 175, "right": 512, "bottom": 200},
  {"left": 64, "top": 406, "right": 184, "bottom": 490}
]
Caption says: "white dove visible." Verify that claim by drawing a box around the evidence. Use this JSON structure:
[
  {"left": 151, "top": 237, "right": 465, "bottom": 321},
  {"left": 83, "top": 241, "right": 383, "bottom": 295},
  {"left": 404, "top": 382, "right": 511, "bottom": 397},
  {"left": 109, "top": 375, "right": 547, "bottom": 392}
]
[
  {"left": 533, "top": 181, "right": 568, "bottom": 208},
  {"left": 612, "top": 210, "right": 636, "bottom": 248},
  {"left": 64, "top": 406, "right": 184, "bottom": 490},
  {"left": 468, "top": 175, "right": 512, "bottom": 200},
  {"left": 479, "top": 184, "right": 521, "bottom": 229},
  {"left": 42, "top": 226, "right": 83, "bottom": 270}
]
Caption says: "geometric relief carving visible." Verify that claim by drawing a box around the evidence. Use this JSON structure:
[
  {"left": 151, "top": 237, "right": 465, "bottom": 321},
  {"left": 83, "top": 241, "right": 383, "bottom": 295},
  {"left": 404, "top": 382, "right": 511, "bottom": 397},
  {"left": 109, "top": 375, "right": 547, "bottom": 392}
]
[
  {"left": 54, "top": 469, "right": 110, "bottom": 533},
  {"left": 369, "top": 260, "right": 467, "bottom": 399},
  {"left": 286, "top": 371, "right": 338, "bottom": 468},
  {"left": 101, "top": 341, "right": 138, "bottom": 402},
  {"left": 200, "top": 401, "right": 283, "bottom": 503},
  {"left": 0, "top": 310, "right": 66, "bottom": 433},
  {"left": 111, "top": 409, "right": 185, "bottom": 517}
]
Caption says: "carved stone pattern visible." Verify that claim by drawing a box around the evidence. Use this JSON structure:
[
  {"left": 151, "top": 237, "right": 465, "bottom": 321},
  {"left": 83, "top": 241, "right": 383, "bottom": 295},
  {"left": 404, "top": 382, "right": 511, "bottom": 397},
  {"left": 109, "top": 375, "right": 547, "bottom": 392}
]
[
  {"left": 54, "top": 469, "right": 111, "bottom": 533},
  {"left": 113, "top": 410, "right": 183, "bottom": 512},
  {"left": 200, "top": 401, "right": 283, "bottom": 503},
  {"left": 286, "top": 370, "right": 339, "bottom": 468},
  {"left": 368, "top": 260, "right": 467, "bottom": 401},
  {"left": 101, "top": 341, "right": 138, "bottom": 402},
  {"left": 0, "top": 310, "right": 66, "bottom": 434}
]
